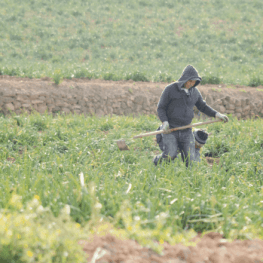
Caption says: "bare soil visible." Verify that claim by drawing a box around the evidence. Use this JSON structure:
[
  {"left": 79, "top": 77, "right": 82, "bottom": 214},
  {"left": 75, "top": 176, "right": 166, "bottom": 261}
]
[
  {"left": 80, "top": 232, "right": 263, "bottom": 263},
  {"left": 1, "top": 76, "right": 263, "bottom": 262},
  {"left": 1, "top": 75, "right": 263, "bottom": 103}
]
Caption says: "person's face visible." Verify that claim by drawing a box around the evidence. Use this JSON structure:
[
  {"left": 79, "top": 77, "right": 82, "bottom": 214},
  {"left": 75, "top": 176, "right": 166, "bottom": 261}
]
[{"left": 184, "top": 80, "right": 196, "bottom": 89}]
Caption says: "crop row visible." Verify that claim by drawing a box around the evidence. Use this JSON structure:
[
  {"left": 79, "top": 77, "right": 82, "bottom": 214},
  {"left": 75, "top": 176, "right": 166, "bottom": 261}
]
[{"left": 0, "top": 113, "right": 262, "bottom": 238}]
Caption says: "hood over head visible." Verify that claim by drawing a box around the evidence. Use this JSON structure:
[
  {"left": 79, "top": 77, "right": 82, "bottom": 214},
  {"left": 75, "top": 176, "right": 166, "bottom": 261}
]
[{"left": 177, "top": 65, "right": 202, "bottom": 90}]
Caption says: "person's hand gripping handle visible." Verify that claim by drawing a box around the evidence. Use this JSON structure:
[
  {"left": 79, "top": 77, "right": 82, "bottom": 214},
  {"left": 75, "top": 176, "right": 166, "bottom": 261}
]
[
  {"left": 162, "top": 121, "right": 171, "bottom": 134},
  {"left": 215, "top": 112, "right": 229, "bottom": 122}
]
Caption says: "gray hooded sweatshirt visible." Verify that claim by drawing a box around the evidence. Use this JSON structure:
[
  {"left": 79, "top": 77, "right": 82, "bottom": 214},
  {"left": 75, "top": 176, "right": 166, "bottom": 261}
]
[{"left": 157, "top": 65, "right": 217, "bottom": 128}]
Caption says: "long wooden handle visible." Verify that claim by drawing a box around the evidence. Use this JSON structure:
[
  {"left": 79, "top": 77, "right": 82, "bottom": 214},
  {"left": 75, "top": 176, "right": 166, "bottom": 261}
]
[{"left": 133, "top": 119, "right": 222, "bottom": 139}]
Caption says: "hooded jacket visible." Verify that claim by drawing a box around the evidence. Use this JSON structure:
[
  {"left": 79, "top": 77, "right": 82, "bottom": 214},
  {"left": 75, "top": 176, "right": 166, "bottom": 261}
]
[{"left": 157, "top": 65, "right": 217, "bottom": 128}]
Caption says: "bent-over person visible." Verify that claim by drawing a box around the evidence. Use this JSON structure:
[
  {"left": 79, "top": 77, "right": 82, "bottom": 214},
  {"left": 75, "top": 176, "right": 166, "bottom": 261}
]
[{"left": 153, "top": 65, "right": 228, "bottom": 167}]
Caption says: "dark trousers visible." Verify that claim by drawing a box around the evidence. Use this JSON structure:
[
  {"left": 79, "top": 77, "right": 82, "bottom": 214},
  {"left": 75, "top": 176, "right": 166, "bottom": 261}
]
[{"left": 158, "top": 128, "right": 195, "bottom": 167}]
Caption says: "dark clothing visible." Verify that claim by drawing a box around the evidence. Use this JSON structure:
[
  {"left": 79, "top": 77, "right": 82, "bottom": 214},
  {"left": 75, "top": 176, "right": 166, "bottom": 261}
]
[
  {"left": 157, "top": 65, "right": 217, "bottom": 128},
  {"left": 156, "top": 126, "right": 202, "bottom": 163},
  {"left": 154, "top": 65, "right": 216, "bottom": 167},
  {"left": 162, "top": 129, "right": 195, "bottom": 167}
]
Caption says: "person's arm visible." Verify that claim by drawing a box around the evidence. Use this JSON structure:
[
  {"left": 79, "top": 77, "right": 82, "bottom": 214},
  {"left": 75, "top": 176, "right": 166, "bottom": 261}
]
[
  {"left": 195, "top": 92, "right": 217, "bottom": 118},
  {"left": 195, "top": 92, "right": 229, "bottom": 122},
  {"left": 157, "top": 86, "right": 170, "bottom": 123}
]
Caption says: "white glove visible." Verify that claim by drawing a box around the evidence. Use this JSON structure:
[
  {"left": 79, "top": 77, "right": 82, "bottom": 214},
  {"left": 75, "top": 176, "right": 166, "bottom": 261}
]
[
  {"left": 162, "top": 121, "right": 171, "bottom": 134},
  {"left": 216, "top": 112, "right": 229, "bottom": 122}
]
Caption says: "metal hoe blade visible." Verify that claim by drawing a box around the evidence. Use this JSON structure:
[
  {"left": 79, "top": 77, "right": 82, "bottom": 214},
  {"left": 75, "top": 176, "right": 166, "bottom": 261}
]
[{"left": 116, "top": 139, "right": 129, "bottom": 151}]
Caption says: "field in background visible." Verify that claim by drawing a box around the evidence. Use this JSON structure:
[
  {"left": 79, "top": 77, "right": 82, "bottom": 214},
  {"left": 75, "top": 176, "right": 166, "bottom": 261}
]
[
  {"left": 1, "top": 0, "right": 263, "bottom": 85},
  {"left": 0, "top": 112, "right": 262, "bottom": 261}
]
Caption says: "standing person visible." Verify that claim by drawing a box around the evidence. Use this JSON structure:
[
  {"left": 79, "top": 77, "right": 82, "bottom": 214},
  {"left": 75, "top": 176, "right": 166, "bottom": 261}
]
[{"left": 153, "top": 65, "right": 228, "bottom": 167}]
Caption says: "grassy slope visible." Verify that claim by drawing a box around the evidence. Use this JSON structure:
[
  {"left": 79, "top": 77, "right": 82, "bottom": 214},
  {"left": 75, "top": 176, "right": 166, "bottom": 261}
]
[
  {"left": 0, "top": 0, "right": 263, "bottom": 85},
  {"left": 0, "top": 113, "right": 262, "bottom": 240}
]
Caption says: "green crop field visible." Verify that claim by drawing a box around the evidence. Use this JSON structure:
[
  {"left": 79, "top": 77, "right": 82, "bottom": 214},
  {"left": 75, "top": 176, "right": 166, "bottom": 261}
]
[
  {"left": 1, "top": 0, "right": 263, "bottom": 261},
  {"left": 1, "top": 0, "right": 263, "bottom": 85},
  {"left": 0, "top": 112, "right": 263, "bottom": 261}
]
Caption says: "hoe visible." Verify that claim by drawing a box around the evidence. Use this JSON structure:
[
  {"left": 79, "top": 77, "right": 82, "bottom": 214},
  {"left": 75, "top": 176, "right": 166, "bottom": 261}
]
[{"left": 116, "top": 119, "right": 223, "bottom": 151}]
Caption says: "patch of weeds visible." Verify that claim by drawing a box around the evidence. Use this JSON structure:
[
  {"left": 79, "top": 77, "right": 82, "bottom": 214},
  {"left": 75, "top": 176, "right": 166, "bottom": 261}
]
[
  {"left": 155, "top": 72, "right": 173, "bottom": 83},
  {"left": 72, "top": 10, "right": 82, "bottom": 17},
  {"left": 9, "top": 34, "right": 22, "bottom": 41},
  {"left": 204, "top": 140, "right": 230, "bottom": 158},
  {"left": 103, "top": 72, "right": 117, "bottom": 81},
  {"left": 226, "top": 86, "right": 236, "bottom": 89},
  {"left": 69, "top": 37, "right": 80, "bottom": 49},
  {"left": 52, "top": 69, "right": 63, "bottom": 85},
  {"left": 109, "top": 51, "right": 117, "bottom": 60},
  {"left": 125, "top": 71, "right": 149, "bottom": 82},
  {"left": 0, "top": 195, "right": 87, "bottom": 262},
  {"left": 231, "top": 55, "right": 242, "bottom": 62},
  {"left": 164, "top": 1, "right": 174, "bottom": 8},
  {"left": 36, "top": 50, "right": 52, "bottom": 61},
  {"left": 122, "top": 153, "right": 138, "bottom": 164},
  {"left": 240, "top": 89, "right": 247, "bottom": 93},
  {"left": 54, "top": 144, "right": 69, "bottom": 153},
  {"left": 32, "top": 119, "right": 47, "bottom": 131},
  {"left": 155, "top": 52, "right": 163, "bottom": 59},
  {"left": 4, "top": 67, "right": 19, "bottom": 76},
  {"left": 51, "top": 56, "right": 61, "bottom": 63},
  {"left": 139, "top": 0, "right": 149, "bottom": 6},
  {"left": 201, "top": 76, "right": 221, "bottom": 85},
  {"left": 248, "top": 75, "right": 262, "bottom": 87},
  {"left": 128, "top": 56, "right": 134, "bottom": 61},
  {"left": 134, "top": 120, "right": 157, "bottom": 131},
  {"left": 74, "top": 68, "right": 91, "bottom": 78},
  {"left": 55, "top": 129, "right": 68, "bottom": 141},
  {"left": 100, "top": 122, "right": 114, "bottom": 131},
  {"left": 13, "top": 116, "right": 24, "bottom": 127},
  {"left": 257, "top": 88, "right": 263, "bottom": 92},
  {"left": 11, "top": 51, "right": 22, "bottom": 58},
  {"left": 89, "top": 139, "right": 105, "bottom": 150}
]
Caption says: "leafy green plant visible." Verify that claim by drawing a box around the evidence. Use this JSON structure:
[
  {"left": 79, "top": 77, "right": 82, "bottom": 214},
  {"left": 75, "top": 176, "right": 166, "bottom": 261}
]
[
  {"left": 201, "top": 75, "right": 221, "bottom": 85},
  {"left": 125, "top": 71, "right": 149, "bottom": 82},
  {"left": 74, "top": 68, "right": 89, "bottom": 78},
  {"left": 103, "top": 72, "right": 118, "bottom": 81},
  {"left": 249, "top": 75, "right": 262, "bottom": 87},
  {"left": 0, "top": 195, "right": 87, "bottom": 263},
  {"left": 52, "top": 69, "right": 63, "bottom": 85}
]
